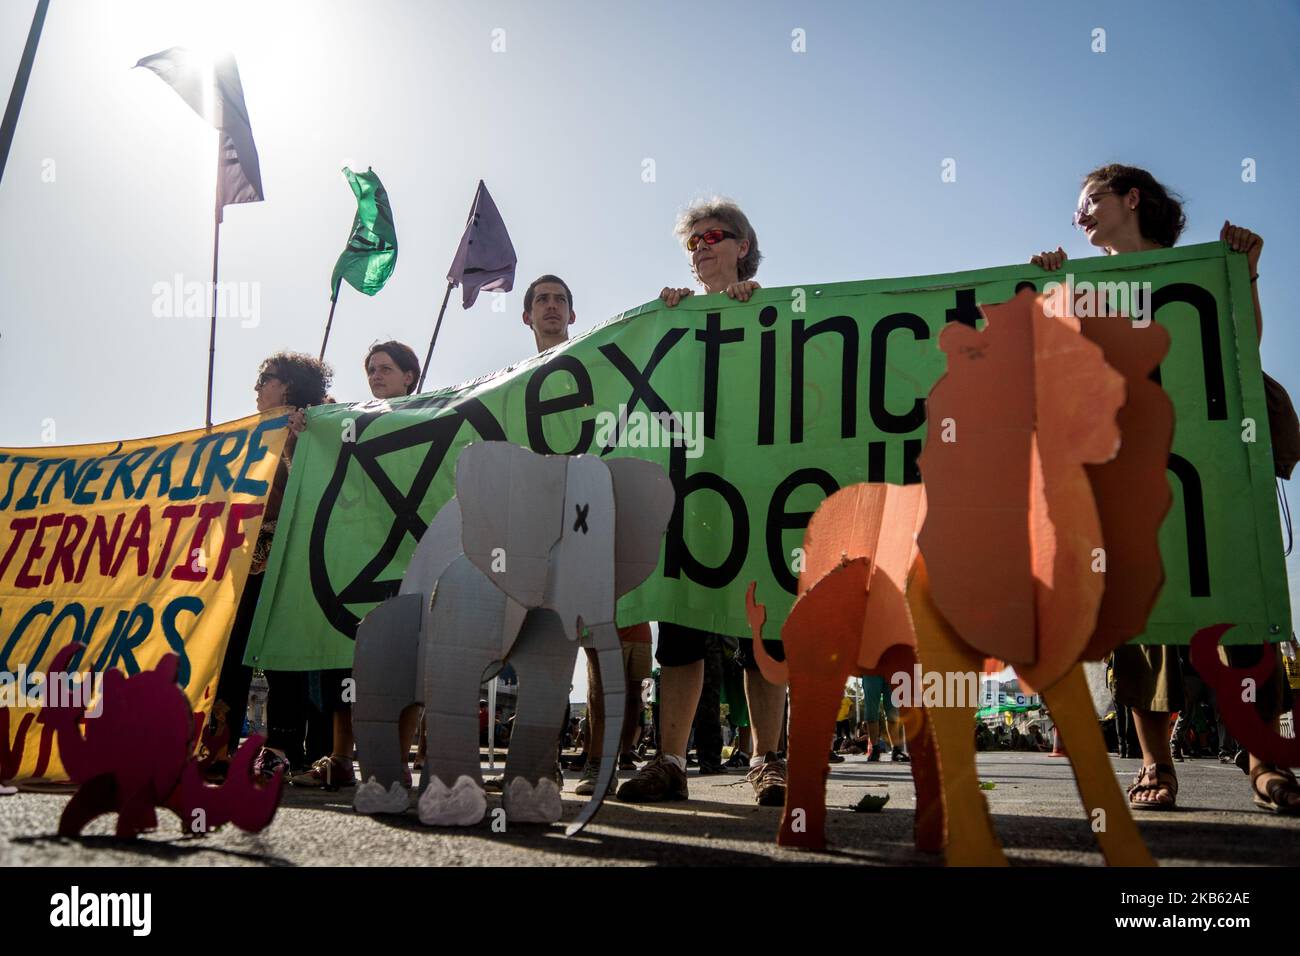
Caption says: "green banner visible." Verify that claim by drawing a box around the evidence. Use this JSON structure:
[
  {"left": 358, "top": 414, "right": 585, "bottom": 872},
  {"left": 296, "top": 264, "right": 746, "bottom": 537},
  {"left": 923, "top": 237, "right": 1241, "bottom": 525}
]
[{"left": 245, "top": 243, "right": 1289, "bottom": 670}]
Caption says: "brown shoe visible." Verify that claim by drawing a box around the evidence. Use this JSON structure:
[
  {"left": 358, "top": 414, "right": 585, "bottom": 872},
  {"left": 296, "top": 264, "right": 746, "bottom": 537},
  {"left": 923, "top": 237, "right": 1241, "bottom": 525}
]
[
  {"left": 746, "top": 752, "right": 787, "bottom": 807},
  {"left": 289, "top": 755, "right": 356, "bottom": 790},
  {"left": 616, "top": 755, "right": 688, "bottom": 802}
]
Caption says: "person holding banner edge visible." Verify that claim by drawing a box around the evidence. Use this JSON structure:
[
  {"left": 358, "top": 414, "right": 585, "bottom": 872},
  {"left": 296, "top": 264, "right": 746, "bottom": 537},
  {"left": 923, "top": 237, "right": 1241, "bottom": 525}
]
[
  {"left": 1030, "top": 163, "right": 1299, "bottom": 814},
  {"left": 617, "top": 198, "right": 792, "bottom": 807},
  {"left": 517, "top": 274, "right": 655, "bottom": 797},
  {"left": 208, "top": 351, "right": 332, "bottom": 782},
  {"left": 289, "top": 341, "right": 425, "bottom": 790}
]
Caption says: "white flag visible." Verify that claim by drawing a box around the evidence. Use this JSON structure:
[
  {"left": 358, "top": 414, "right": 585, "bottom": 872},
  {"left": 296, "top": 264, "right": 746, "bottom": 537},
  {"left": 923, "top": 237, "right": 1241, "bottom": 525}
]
[{"left": 136, "top": 47, "right": 264, "bottom": 222}]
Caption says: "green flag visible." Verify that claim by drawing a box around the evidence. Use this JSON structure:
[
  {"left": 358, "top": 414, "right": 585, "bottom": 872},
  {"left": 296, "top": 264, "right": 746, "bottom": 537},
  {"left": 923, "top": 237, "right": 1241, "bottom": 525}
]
[{"left": 330, "top": 166, "right": 397, "bottom": 297}]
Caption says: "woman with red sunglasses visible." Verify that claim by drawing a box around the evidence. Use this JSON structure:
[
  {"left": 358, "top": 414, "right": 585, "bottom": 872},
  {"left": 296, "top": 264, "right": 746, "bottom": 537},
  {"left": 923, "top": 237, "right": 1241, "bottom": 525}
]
[
  {"left": 620, "top": 199, "right": 793, "bottom": 809},
  {"left": 659, "top": 197, "right": 763, "bottom": 306}
]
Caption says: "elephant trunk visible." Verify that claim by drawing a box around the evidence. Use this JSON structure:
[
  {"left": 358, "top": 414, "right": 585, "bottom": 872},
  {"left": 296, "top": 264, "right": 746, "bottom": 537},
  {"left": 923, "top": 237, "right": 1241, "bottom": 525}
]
[
  {"left": 745, "top": 583, "right": 789, "bottom": 685},
  {"left": 566, "top": 623, "right": 626, "bottom": 836}
]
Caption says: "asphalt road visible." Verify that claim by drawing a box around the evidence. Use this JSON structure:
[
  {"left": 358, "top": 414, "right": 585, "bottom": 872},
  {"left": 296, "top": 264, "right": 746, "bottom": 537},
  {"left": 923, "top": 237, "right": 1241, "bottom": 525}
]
[{"left": 3, "top": 751, "right": 1297, "bottom": 867}]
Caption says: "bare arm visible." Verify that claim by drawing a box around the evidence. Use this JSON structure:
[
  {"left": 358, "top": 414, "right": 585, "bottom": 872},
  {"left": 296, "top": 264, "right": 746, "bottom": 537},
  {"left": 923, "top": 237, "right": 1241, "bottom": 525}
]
[{"left": 1222, "top": 221, "right": 1264, "bottom": 342}]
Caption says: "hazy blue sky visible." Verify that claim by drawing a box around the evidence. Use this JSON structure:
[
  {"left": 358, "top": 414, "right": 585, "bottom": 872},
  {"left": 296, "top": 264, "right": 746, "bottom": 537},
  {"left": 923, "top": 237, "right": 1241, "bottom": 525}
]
[{"left": 2, "top": 0, "right": 1298, "bottom": 698}]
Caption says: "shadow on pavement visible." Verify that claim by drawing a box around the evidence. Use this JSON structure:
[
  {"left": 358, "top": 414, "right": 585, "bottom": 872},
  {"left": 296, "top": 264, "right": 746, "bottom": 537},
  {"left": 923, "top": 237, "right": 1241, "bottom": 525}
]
[{"left": 11, "top": 833, "right": 295, "bottom": 866}]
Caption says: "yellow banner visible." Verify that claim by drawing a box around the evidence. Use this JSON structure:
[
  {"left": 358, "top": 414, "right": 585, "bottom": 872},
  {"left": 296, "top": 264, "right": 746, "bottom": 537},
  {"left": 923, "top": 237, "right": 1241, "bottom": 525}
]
[{"left": 0, "top": 411, "right": 289, "bottom": 782}]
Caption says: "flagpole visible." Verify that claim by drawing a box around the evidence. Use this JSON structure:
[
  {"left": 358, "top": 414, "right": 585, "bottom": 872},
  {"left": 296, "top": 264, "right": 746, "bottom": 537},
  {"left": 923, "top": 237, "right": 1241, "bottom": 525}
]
[
  {"left": 319, "top": 286, "right": 340, "bottom": 361},
  {"left": 205, "top": 134, "right": 221, "bottom": 430},
  {"left": 417, "top": 280, "right": 454, "bottom": 392},
  {"left": 206, "top": 213, "right": 220, "bottom": 429},
  {"left": 0, "top": 0, "right": 50, "bottom": 186}
]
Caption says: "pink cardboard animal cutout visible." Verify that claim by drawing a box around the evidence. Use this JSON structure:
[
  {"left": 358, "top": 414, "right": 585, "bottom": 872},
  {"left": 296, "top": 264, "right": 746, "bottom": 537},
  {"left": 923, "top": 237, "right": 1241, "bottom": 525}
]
[{"left": 42, "top": 643, "right": 283, "bottom": 838}]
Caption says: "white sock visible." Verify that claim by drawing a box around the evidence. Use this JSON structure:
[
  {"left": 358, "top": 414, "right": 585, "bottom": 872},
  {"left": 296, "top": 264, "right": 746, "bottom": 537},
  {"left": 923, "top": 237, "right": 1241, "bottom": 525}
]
[
  {"left": 661, "top": 753, "right": 686, "bottom": 771},
  {"left": 749, "top": 754, "right": 766, "bottom": 768}
]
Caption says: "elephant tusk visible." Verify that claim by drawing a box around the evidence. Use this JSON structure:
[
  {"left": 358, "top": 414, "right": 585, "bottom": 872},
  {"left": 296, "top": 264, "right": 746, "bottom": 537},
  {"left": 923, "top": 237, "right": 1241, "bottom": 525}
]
[{"left": 566, "top": 624, "right": 626, "bottom": 837}]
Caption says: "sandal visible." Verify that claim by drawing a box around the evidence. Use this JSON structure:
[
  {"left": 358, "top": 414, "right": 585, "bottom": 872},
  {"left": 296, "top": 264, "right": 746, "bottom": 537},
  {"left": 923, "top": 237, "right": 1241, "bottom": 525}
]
[
  {"left": 1127, "top": 763, "right": 1178, "bottom": 811},
  {"left": 1249, "top": 763, "right": 1300, "bottom": 815}
]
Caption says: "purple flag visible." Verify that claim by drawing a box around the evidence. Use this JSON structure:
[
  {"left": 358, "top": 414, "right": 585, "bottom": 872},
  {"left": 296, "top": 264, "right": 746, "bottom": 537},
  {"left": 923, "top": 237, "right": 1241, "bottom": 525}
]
[
  {"left": 136, "top": 47, "right": 264, "bottom": 223},
  {"left": 446, "top": 180, "right": 516, "bottom": 307}
]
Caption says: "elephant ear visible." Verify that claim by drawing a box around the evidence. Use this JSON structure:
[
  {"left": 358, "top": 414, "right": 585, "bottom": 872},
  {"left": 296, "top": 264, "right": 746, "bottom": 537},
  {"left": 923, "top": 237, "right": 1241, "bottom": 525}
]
[
  {"left": 606, "top": 457, "right": 675, "bottom": 597},
  {"left": 399, "top": 497, "right": 462, "bottom": 596},
  {"left": 456, "top": 442, "right": 566, "bottom": 608}
]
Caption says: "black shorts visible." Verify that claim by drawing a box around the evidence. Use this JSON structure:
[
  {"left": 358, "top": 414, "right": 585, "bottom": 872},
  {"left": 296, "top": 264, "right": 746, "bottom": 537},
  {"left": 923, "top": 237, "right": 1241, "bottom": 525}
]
[
  {"left": 318, "top": 667, "right": 354, "bottom": 712},
  {"left": 655, "top": 623, "right": 785, "bottom": 671}
]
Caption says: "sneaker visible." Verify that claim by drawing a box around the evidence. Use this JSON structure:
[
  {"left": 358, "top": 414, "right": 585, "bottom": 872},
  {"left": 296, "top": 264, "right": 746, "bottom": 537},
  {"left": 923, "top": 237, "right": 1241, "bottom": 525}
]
[
  {"left": 828, "top": 751, "right": 846, "bottom": 764},
  {"left": 289, "top": 754, "right": 356, "bottom": 790},
  {"left": 252, "top": 747, "right": 291, "bottom": 783},
  {"left": 618, "top": 752, "right": 638, "bottom": 770},
  {"left": 697, "top": 762, "right": 729, "bottom": 776},
  {"left": 616, "top": 755, "right": 688, "bottom": 802},
  {"left": 724, "top": 749, "right": 751, "bottom": 769},
  {"left": 575, "top": 760, "right": 614, "bottom": 796},
  {"left": 746, "top": 752, "right": 787, "bottom": 807},
  {"left": 891, "top": 746, "right": 910, "bottom": 763}
]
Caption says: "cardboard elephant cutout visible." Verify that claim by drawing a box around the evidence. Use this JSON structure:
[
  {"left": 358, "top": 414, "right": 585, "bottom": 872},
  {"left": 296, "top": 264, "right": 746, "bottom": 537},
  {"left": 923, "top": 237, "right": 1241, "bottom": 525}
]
[
  {"left": 746, "top": 483, "right": 945, "bottom": 853},
  {"left": 352, "top": 441, "right": 674, "bottom": 836}
]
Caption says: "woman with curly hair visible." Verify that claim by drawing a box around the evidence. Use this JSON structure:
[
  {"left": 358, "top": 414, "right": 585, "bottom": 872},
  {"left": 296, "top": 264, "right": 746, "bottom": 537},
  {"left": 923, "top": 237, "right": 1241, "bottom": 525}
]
[{"left": 208, "top": 351, "right": 332, "bottom": 781}]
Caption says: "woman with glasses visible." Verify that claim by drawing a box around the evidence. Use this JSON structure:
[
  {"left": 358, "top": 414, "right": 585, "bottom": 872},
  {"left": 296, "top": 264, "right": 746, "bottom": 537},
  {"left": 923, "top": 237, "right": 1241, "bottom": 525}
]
[
  {"left": 659, "top": 200, "right": 763, "bottom": 307},
  {"left": 207, "top": 351, "right": 333, "bottom": 782},
  {"left": 1030, "top": 164, "right": 1297, "bottom": 815},
  {"left": 619, "top": 198, "right": 793, "bottom": 809}
]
